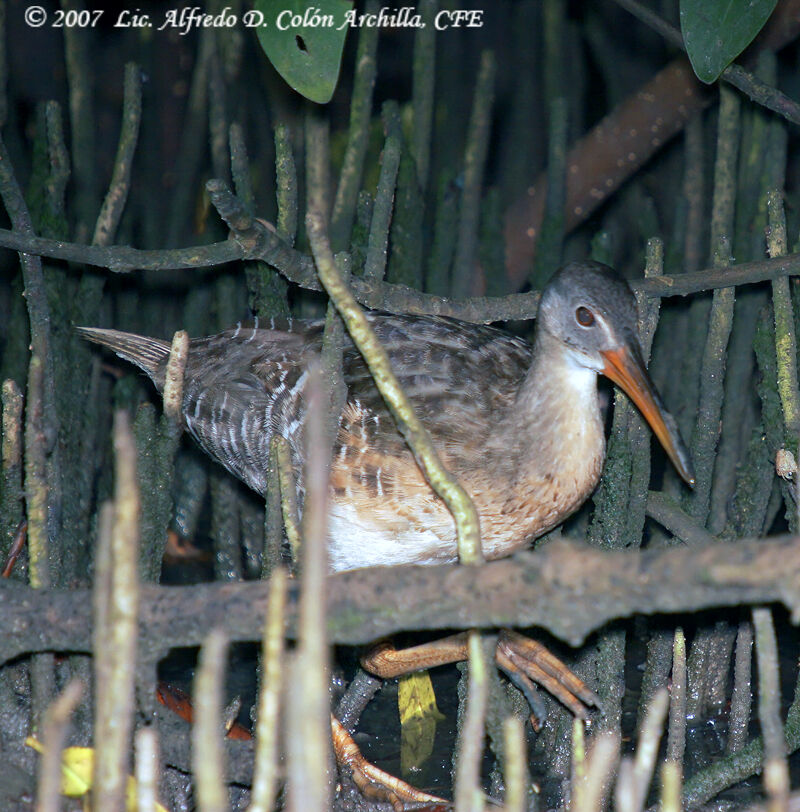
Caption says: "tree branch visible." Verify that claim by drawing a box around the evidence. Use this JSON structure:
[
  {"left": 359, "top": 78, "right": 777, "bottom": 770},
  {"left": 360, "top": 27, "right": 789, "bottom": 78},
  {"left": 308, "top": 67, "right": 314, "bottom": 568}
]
[
  {"left": 2, "top": 534, "right": 799, "bottom": 666},
  {"left": 1, "top": 212, "right": 800, "bottom": 324}
]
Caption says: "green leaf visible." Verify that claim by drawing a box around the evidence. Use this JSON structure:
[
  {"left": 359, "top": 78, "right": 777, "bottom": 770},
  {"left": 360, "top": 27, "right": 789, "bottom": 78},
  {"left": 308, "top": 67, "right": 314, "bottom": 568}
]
[
  {"left": 398, "top": 670, "right": 445, "bottom": 725},
  {"left": 25, "top": 738, "right": 169, "bottom": 812},
  {"left": 255, "top": 0, "right": 353, "bottom": 104},
  {"left": 680, "top": 0, "right": 777, "bottom": 84},
  {"left": 397, "top": 671, "right": 445, "bottom": 775}
]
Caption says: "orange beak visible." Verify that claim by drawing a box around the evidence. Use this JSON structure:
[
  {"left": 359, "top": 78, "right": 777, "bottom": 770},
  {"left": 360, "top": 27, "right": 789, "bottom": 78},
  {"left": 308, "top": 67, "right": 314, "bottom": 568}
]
[{"left": 601, "top": 345, "right": 695, "bottom": 486}]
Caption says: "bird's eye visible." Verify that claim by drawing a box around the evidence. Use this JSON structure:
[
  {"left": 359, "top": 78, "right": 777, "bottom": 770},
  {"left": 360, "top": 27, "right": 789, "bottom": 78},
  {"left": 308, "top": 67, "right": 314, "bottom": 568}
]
[{"left": 575, "top": 306, "right": 595, "bottom": 327}]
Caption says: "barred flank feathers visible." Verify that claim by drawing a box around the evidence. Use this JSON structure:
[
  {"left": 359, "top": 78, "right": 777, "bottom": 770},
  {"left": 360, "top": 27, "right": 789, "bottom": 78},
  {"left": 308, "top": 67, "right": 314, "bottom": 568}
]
[{"left": 75, "top": 327, "right": 172, "bottom": 390}]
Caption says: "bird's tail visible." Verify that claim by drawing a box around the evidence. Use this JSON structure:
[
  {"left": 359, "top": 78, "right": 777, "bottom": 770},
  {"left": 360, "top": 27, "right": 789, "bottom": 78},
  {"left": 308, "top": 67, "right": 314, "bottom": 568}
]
[{"left": 76, "top": 326, "right": 171, "bottom": 390}]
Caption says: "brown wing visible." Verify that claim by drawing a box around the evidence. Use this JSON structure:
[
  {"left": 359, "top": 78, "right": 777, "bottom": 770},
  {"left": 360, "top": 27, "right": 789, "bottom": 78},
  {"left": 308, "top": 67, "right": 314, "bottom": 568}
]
[
  {"left": 182, "top": 313, "right": 533, "bottom": 500},
  {"left": 82, "top": 314, "right": 534, "bottom": 509},
  {"left": 331, "top": 314, "right": 533, "bottom": 501},
  {"left": 181, "top": 319, "right": 322, "bottom": 495}
]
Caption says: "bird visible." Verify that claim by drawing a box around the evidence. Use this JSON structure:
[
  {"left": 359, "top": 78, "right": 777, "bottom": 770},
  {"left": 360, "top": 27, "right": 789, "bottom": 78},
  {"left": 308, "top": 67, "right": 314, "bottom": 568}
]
[{"left": 78, "top": 259, "right": 694, "bottom": 806}]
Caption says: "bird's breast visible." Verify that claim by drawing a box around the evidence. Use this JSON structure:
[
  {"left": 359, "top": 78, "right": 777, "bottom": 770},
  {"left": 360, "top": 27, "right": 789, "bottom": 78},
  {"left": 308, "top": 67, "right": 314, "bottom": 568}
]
[{"left": 324, "top": 402, "right": 606, "bottom": 571}]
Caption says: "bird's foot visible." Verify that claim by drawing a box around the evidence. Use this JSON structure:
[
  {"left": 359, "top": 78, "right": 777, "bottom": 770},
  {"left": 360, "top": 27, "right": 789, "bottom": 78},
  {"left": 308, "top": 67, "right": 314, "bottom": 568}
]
[
  {"left": 362, "top": 631, "right": 599, "bottom": 729},
  {"left": 495, "top": 629, "right": 600, "bottom": 727},
  {"left": 331, "top": 715, "right": 449, "bottom": 811}
]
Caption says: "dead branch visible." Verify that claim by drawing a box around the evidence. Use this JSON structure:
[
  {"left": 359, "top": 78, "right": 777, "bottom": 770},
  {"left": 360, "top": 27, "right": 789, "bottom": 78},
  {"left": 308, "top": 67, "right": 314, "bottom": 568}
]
[
  {"left": 503, "top": 0, "right": 800, "bottom": 283},
  {"left": 3, "top": 534, "right": 799, "bottom": 666},
  {"left": 1, "top": 213, "right": 800, "bottom": 324}
]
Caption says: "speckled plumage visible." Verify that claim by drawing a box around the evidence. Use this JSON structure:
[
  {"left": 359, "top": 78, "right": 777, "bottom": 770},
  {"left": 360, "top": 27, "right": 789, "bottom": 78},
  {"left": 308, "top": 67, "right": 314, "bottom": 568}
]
[{"left": 78, "top": 261, "right": 692, "bottom": 572}]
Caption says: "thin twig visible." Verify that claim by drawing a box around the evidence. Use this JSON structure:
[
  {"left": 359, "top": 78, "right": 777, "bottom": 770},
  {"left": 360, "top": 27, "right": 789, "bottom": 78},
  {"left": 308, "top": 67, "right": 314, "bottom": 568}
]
[
  {"left": 0, "top": 378, "right": 24, "bottom": 562},
  {"left": 622, "top": 239, "right": 665, "bottom": 544},
  {"left": 452, "top": 51, "right": 495, "bottom": 297},
  {"left": 206, "top": 33, "right": 229, "bottom": 185},
  {"left": 229, "top": 122, "right": 254, "bottom": 210},
  {"left": 576, "top": 731, "right": 620, "bottom": 812},
  {"left": 728, "top": 621, "right": 754, "bottom": 754},
  {"left": 660, "top": 760, "right": 682, "bottom": 812},
  {"left": 135, "top": 333, "right": 188, "bottom": 583},
  {"left": 273, "top": 124, "right": 298, "bottom": 245},
  {"left": 93, "top": 411, "right": 140, "bottom": 812},
  {"left": 262, "top": 439, "right": 284, "bottom": 577},
  {"left": 92, "top": 63, "right": 142, "bottom": 247},
  {"left": 454, "top": 631, "right": 489, "bottom": 812},
  {"left": 502, "top": 715, "right": 527, "bottom": 812},
  {"left": 231, "top": 124, "right": 290, "bottom": 319},
  {"left": 209, "top": 472, "right": 243, "bottom": 582},
  {"left": 0, "top": 227, "right": 244, "bottom": 272},
  {"left": 287, "top": 368, "right": 332, "bottom": 812},
  {"left": 249, "top": 566, "right": 288, "bottom": 812},
  {"left": 334, "top": 668, "right": 382, "bottom": 729},
  {"left": 162, "top": 331, "right": 189, "bottom": 430},
  {"left": 0, "top": 132, "right": 60, "bottom": 539},
  {"left": 1, "top": 518, "right": 26, "bottom": 578},
  {"left": 272, "top": 436, "right": 301, "bottom": 564},
  {"left": 767, "top": 190, "right": 800, "bottom": 436},
  {"left": 24, "top": 356, "right": 49, "bottom": 591},
  {"left": 686, "top": 83, "right": 740, "bottom": 524},
  {"left": 531, "top": 95, "right": 567, "bottom": 287},
  {"left": 363, "top": 102, "right": 402, "bottom": 281},
  {"left": 572, "top": 718, "right": 586, "bottom": 812},
  {"left": 411, "top": 0, "right": 436, "bottom": 191},
  {"left": 306, "top": 111, "right": 348, "bottom": 448},
  {"left": 426, "top": 175, "right": 459, "bottom": 295},
  {"left": 35, "top": 679, "right": 84, "bottom": 812},
  {"left": 306, "top": 209, "right": 483, "bottom": 564},
  {"left": 666, "top": 628, "right": 687, "bottom": 764},
  {"left": 135, "top": 726, "right": 160, "bottom": 812},
  {"left": 645, "top": 491, "right": 718, "bottom": 546},
  {"left": 305, "top": 105, "right": 331, "bottom": 225},
  {"left": 683, "top": 113, "right": 706, "bottom": 274},
  {"left": 753, "top": 607, "right": 790, "bottom": 812},
  {"left": 193, "top": 629, "right": 228, "bottom": 812},
  {"left": 707, "top": 58, "right": 780, "bottom": 538},
  {"left": 61, "top": 0, "right": 96, "bottom": 236},
  {"left": 330, "top": 3, "right": 379, "bottom": 251},
  {"left": 630, "top": 688, "right": 670, "bottom": 811},
  {"left": 44, "top": 101, "right": 69, "bottom": 227}
]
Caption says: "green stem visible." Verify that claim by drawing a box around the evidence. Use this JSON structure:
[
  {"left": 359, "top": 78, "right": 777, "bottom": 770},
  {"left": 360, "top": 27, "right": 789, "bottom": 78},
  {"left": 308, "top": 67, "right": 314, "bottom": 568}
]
[
  {"left": 767, "top": 190, "right": 800, "bottom": 438},
  {"left": 306, "top": 210, "right": 483, "bottom": 565},
  {"left": 330, "top": 2, "right": 379, "bottom": 251}
]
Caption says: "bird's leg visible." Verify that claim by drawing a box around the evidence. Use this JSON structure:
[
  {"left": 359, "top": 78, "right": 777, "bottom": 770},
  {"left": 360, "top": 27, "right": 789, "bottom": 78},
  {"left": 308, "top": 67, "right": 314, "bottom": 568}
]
[
  {"left": 496, "top": 630, "right": 600, "bottom": 719},
  {"left": 330, "top": 714, "right": 448, "bottom": 811},
  {"left": 362, "top": 631, "right": 599, "bottom": 726},
  {"left": 362, "top": 634, "right": 472, "bottom": 677}
]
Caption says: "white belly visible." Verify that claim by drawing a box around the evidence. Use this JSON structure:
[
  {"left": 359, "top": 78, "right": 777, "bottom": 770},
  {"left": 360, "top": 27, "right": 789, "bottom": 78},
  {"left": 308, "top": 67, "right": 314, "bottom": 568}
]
[{"left": 325, "top": 499, "right": 458, "bottom": 571}]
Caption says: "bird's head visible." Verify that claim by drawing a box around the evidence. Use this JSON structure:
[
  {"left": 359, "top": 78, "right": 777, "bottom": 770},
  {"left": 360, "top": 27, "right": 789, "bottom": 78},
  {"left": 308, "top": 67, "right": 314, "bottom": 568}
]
[{"left": 539, "top": 261, "right": 695, "bottom": 486}]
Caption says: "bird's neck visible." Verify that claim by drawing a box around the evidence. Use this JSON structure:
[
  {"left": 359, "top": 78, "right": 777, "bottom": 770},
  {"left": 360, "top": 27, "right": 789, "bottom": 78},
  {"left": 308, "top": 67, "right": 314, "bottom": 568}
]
[
  {"left": 502, "top": 328, "right": 605, "bottom": 490},
  {"left": 456, "top": 328, "right": 607, "bottom": 558},
  {"left": 519, "top": 329, "right": 600, "bottom": 414}
]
